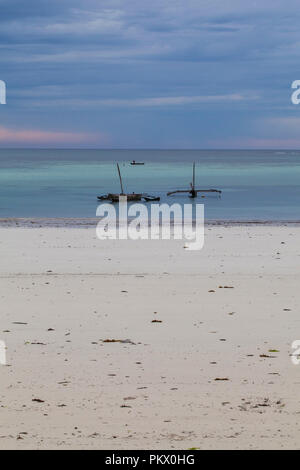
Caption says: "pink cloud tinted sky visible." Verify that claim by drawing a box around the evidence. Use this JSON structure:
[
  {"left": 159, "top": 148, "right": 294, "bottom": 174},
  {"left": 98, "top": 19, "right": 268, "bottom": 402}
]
[
  {"left": 0, "top": 126, "right": 107, "bottom": 146},
  {"left": 208, "top": 137, "right": 300, "bottom": 150}
]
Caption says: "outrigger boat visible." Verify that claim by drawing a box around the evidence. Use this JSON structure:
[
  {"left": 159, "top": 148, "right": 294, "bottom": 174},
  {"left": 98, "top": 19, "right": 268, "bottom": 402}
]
[
  {"left": 167, "top": 162, "right": 222, "bottom": 198},
  {"left": 98, "top": 193, "right": 142, "bottom": 202},
  {"left": 97, "top": 163, "right": 159, "bottom": 202}
]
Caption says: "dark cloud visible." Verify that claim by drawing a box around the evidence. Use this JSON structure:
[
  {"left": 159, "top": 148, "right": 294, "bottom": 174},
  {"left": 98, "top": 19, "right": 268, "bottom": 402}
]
[{"left": 0, "top": 0, "right": 299, "bottom": 147}]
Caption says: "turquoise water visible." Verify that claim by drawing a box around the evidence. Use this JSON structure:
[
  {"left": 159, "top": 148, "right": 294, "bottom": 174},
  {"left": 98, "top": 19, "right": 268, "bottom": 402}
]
[{"left": 0, "top": 149, "right": 300, "bottom": 220}]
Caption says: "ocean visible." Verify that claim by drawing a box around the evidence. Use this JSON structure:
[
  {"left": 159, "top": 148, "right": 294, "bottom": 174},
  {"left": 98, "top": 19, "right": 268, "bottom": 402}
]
[{"left": 0, "top": 149, "right": 300, "bottom": 221}]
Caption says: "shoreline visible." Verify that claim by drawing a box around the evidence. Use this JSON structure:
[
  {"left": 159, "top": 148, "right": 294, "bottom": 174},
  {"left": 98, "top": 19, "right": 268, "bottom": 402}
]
[{"left": 1, "top": 217, "right": 300, "bottom": 228}]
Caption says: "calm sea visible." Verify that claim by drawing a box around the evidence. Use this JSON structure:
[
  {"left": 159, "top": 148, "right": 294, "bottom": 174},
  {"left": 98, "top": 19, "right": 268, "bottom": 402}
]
[{"left": 0, "top": 149, "right": 300, "bottom": 221}]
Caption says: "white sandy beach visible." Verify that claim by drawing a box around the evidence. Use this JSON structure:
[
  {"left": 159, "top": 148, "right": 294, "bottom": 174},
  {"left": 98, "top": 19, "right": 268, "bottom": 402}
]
[{"left": 0, "top": 223, "right": 300, "bottom": 449}]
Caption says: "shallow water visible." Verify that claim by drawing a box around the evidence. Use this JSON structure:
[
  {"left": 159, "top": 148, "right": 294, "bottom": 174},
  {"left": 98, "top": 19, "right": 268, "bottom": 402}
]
[{"left": 0, "top": 149, "right": 300, "bottom": 220}]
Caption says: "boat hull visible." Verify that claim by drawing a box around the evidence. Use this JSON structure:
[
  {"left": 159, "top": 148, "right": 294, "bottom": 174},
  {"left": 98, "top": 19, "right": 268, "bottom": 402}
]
[{"left": 107, "top": 193, "right": 142, "bottom": 202}]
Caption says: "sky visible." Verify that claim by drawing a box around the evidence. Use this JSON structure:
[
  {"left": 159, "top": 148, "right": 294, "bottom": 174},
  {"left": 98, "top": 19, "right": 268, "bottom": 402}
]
[{"left": 0, "top": 0, "right": 300, "bottom": 148}]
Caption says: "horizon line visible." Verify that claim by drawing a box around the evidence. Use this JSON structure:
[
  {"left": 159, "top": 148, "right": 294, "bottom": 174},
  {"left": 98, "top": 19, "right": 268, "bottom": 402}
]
[{"left": 0, "top": 148, "right": 299, "bottom": 151}]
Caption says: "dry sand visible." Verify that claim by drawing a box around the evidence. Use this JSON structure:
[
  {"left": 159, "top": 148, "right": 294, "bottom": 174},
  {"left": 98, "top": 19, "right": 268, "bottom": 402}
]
[{"left": 0, "top": 223, "right": 300, "bottom": 449}]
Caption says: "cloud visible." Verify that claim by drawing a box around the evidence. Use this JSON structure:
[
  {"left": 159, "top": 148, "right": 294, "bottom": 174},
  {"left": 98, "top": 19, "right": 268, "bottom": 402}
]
[
  {"left": 43, "top": 9, "right": 125, "bottom": 35},
  {"left": 92, "top": 93, "right": 247, "bottom": 106},
  {"left": 209, "top": 115, "right": 300, "bottom": 149},
  {"left": 209, "top": 137, "right": 300, "bottom": 149},
  {"left": 0, "top": 126, "right": 106, "bottom": 146},
  {"left": 0, "top": 0, "right": 299, "bottom": 147},
  {"left": 260, "top": 117, "right": 300, "bottom": 136},
  {"left": 22, "top": 93, "right": 252, "bottom": 109},
  {"left": 11, "top": 45, "right": 170, "bottom": 63},
  {"left": 1, "top": 0, "right": 298, "bottom": 64}
]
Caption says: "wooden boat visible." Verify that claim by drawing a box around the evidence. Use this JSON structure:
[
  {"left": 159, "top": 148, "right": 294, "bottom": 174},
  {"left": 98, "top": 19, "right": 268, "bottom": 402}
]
[
  {"left": 97, "top": 163, "right": 144, "bottom": 202},
  {"left": 167, "top": 162, "right": 222, "bottom": 198},
  {"left": 130, "top": 160, "right": 144, "bottom": 165},
  {"left": 107, "top": 193, "right": 142, "bottom": 202}
]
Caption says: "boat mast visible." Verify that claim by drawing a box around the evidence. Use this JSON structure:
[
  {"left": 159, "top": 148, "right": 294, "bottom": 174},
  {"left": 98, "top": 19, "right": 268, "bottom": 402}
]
[
  {"left": 117, "top": 163, "right": 124, "bottom": 194},
  {"left": 192, "top": 161, "right": 195, "bottom": 190}
]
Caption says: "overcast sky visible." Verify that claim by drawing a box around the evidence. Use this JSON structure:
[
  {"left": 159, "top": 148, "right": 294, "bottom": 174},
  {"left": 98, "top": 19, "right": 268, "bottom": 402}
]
[{"left": 0, "top": 0, "right": 300, "bottom": 148}]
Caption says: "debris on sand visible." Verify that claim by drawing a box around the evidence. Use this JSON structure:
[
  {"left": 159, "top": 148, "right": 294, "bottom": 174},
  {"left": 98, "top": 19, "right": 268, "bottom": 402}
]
[
  {"left": 238, "top": 397, "right": 284, "bottom": 412},
  {"left": 259, "top": 353, "right": 277, "bottom": 358},
  {"left": 102, "top": 338, "right": 135, "bottom": 345}
]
